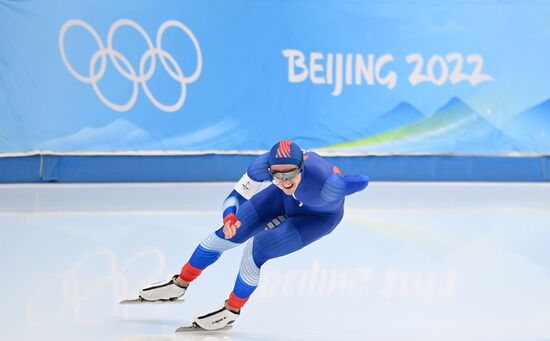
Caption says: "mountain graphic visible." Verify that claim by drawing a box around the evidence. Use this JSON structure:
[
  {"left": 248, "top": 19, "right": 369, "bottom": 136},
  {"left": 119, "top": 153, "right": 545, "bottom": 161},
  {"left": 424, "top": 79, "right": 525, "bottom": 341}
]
[
  {"left": 500, "top": 99, "right": 550, "bottom": 153},
  {"left": 36, "top": 118, "right": 240, "bottom": 152},
  {"left": 323, "top": 98, "right": 522, "bottom": 154},
  {"left": 364, "top": 102, "right": 425, "bottom": 136},
  {"left": 37, "top": 119, "right": 160, "bottom": 151}
]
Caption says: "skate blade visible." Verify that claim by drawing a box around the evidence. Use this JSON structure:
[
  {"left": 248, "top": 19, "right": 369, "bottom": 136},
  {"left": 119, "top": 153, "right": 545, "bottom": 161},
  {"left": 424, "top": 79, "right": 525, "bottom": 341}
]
[
  {"left": 119, "top": 298, "right": 185, "bottom": 304},
  {"left": 175, "top": 324, "right": 233, "bottom": 333}
]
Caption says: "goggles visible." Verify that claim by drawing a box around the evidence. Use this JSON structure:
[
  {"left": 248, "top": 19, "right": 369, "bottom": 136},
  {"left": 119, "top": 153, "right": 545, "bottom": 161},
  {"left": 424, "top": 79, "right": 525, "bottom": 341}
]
[{"left": 269, "top": 167, "right": 302, "bottom": 181}]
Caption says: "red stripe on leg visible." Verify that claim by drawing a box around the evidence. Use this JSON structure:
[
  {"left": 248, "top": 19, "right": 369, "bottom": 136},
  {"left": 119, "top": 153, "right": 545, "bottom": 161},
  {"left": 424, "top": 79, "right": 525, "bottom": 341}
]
[
  {"left": 179, "top": 262, "right": 203, "bottom": 282},
  {"left": 227, "top": 292, "right": 249, "bottom": 310}
]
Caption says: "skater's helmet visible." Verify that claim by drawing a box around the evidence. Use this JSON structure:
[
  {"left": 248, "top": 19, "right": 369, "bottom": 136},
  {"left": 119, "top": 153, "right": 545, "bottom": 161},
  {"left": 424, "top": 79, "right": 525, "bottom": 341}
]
[{"left": 267, "top": 140, "right": 303, "bottom": 168}]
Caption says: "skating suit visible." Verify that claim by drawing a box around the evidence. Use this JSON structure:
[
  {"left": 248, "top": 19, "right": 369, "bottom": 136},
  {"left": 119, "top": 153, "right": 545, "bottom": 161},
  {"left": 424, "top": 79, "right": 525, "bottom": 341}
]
[{"left": 179, "top": 151, "right": 369, "bottom": 308}]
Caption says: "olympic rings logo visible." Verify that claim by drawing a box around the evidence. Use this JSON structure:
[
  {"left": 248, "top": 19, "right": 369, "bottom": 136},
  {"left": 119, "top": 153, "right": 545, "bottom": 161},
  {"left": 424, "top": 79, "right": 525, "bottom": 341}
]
[{"left": 59, "top": 19, "right": 202, "bottom": 112}]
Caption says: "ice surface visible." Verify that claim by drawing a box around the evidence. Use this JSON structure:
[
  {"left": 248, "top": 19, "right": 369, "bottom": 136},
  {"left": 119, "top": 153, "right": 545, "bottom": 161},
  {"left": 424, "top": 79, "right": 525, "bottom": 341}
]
[{"left": 1, "top": 182, "right": 549, "bottom": 341}]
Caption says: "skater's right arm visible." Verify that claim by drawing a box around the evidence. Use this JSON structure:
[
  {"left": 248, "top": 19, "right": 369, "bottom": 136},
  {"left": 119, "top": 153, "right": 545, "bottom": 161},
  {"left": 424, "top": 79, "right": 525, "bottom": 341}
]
[{"left": 222, "top": 153, "right": 271, "bottom": 238}]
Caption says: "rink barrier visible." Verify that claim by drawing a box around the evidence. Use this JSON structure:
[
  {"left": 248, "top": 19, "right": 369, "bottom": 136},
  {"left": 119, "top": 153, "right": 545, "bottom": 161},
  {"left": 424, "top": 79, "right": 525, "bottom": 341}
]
[{"left": 0, "top": 154, "right": 548, "bottom": 182}]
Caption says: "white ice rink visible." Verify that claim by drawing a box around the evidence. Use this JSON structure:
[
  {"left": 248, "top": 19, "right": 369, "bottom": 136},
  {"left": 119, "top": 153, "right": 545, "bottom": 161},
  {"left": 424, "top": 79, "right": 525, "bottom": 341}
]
[{"left": 1, "top": 182, "right": 550, "bottom": 341}]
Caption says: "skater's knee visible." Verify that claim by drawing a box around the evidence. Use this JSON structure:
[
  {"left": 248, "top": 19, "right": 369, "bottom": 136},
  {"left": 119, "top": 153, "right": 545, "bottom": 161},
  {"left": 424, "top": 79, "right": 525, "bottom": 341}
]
[
  {"left": 202, "top": 231, "right": 240, "bottom": 251},
  {"left": 251, "top": 251, "right": 268, "bottom": 269}
]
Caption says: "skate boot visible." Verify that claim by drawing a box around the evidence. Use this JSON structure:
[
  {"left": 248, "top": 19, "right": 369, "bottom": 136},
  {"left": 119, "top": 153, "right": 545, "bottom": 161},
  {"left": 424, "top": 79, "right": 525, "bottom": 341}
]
[
  {"left": 194, "top": 302, "right": 240, "bottom": 330},
  {"left": 139, "top": 274, "right": 187, "bottom": 302}
]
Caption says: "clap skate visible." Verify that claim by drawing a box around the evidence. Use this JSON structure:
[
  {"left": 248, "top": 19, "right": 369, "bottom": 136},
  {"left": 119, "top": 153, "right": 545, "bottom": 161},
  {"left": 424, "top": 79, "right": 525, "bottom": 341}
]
[
  {"left": 175, "top": 302, "right": 238, "bottom": 332},
  {"left": 119, "top": 274, "right": 187, "bottom": 304}
]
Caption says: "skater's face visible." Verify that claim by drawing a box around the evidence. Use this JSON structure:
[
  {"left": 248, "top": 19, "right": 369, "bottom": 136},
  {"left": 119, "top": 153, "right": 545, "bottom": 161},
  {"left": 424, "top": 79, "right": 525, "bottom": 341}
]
[{"left": 269, "top": 164, "right": 302, "bottom": 195}]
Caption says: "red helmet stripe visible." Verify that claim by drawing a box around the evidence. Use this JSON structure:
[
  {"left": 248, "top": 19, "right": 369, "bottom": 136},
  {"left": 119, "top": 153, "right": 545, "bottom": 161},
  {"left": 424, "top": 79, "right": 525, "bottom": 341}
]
[{"left": 276, "top": 140, "right": 292, "bottom": 158}]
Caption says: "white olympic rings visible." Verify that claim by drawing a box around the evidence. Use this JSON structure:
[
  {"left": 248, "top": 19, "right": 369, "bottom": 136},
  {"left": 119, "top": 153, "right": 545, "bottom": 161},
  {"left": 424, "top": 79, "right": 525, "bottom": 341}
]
[{"left": 59, "top": 19, "right": 202, "bottom": 112}]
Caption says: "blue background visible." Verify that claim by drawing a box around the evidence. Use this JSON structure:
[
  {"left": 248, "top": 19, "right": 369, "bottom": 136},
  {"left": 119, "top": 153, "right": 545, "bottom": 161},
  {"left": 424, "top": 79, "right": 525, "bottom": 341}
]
[{"left": 0, "top": 0, "right": 549, "bottom": 181}]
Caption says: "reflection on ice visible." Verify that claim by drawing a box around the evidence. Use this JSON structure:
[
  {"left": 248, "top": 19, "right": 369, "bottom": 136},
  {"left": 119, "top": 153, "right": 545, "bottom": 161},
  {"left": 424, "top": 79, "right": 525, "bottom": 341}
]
[{"left": 1, "top": 182, "right": 549, "bottom": 341}]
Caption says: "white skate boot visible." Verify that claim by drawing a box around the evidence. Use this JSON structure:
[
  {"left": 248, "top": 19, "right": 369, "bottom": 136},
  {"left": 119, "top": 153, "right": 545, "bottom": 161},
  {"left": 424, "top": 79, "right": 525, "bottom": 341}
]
[
  {"left": 193, "top": 303, "right": 239, "bottom": 330},
  {"left": 138, "top": 274, "right": 187, "bottom": 302}
]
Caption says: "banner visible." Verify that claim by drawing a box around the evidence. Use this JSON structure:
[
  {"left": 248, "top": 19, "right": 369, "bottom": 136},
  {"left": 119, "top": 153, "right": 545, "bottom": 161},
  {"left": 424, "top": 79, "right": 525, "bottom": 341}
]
[{"left": 0, "top": 0, "right": 549, "bottom": 155}]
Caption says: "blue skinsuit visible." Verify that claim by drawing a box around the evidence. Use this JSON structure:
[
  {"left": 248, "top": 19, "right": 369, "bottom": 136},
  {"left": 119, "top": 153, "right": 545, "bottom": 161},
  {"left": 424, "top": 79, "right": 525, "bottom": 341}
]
[{"left": 186, "top": 151, "right": 369, "bottom": 303}]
